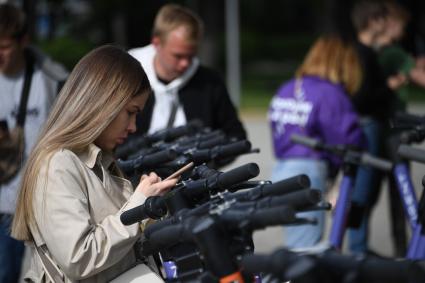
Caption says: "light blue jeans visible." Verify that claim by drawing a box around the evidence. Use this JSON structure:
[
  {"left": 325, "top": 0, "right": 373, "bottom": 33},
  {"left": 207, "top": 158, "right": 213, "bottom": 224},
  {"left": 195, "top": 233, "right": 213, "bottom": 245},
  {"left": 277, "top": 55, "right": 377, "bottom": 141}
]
[
  {"left": 271, "top": 158, "right": 328, "bottom": 249},
  {"left": 348, "top": 118, "right": 383, "bottom": 254}
]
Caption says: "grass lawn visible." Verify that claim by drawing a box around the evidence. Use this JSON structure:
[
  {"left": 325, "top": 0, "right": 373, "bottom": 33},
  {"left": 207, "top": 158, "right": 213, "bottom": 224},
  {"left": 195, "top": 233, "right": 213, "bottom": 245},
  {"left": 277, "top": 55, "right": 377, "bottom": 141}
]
[{"left": 240, "top": 80, "right": 425, "bottom": 117}]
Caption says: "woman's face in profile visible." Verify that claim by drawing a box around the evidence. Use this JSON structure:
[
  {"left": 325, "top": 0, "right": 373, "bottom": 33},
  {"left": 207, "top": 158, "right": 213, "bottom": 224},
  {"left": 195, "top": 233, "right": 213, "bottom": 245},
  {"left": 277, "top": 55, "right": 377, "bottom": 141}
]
[{"left": 95, "top": 94, "right": 148, "bottom": 152}]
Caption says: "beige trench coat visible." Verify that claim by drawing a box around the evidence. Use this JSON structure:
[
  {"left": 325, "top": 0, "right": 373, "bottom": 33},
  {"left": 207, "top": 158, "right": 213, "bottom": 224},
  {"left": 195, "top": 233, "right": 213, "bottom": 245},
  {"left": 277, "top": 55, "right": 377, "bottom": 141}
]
[{"left": 24, "top": 144, "right": 153, "bottom": 282}]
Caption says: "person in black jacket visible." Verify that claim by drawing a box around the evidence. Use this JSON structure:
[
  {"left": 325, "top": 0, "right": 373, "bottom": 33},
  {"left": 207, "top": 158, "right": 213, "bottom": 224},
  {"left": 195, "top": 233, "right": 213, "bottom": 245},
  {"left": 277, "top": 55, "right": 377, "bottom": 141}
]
[
  {"left": 127, "top": 4, "right": 246, "bottom": 141},
  {"left": 348, "top": 0, "right": 407, "bottom": 257}
]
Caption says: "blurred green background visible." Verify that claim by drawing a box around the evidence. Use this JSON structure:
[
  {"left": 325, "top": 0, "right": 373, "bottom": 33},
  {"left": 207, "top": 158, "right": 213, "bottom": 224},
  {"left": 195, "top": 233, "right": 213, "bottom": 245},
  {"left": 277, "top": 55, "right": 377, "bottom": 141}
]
[{"left": 22, "top": 0, "right": 425, "bottom": 113}]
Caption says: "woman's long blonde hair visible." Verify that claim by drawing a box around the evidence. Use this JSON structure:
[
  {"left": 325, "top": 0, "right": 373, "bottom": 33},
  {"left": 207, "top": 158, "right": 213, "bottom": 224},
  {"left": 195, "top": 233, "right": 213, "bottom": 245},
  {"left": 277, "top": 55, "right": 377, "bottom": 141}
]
[
  {"left": 12, "top": 45, "right": 151, "bottom": 241},
  {"left": 296, "top": 35, "right": 362, "bottom": 95}
]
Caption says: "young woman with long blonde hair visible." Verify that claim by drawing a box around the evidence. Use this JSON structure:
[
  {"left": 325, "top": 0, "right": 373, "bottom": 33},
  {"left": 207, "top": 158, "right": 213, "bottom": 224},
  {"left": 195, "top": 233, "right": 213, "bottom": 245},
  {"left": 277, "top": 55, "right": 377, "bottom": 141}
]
[{"left": 11, "top": 45, "right": 177, "bottom": 282}]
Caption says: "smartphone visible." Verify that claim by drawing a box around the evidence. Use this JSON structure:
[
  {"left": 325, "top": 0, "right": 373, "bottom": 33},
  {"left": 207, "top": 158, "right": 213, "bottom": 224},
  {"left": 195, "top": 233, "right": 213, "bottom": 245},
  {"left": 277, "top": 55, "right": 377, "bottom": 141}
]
[{"left": 164, "top": 162, "right": 194, "bottom": 180}]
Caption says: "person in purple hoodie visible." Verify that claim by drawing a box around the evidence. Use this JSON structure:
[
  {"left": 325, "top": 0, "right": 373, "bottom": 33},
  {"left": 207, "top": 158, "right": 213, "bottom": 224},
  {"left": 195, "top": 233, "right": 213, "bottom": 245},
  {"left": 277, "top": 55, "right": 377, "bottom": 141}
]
[{"left": 269, "top": 34, "right": 365, "bottom": 249}]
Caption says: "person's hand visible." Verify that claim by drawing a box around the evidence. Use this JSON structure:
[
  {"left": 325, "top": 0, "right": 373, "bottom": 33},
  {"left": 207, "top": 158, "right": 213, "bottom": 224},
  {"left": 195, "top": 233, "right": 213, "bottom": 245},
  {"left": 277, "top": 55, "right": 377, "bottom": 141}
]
[
  {"left": 416, "top": 56, "right": 425, "bottom": 70},
  {"left": 409, "top": 67, "right": 425, "bottom": 89},
  {"left": 387, "top": 73, "right": 407, "bottom": 90},
  {"left": 136, "top": 172, "right": 177, "bottom": 197}
]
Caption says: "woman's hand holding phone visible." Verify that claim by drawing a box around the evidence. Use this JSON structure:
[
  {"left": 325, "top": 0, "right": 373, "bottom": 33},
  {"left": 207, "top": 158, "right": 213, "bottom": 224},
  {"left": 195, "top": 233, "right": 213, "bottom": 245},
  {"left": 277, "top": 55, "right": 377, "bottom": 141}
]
[
  {"left": 136, "top": 172, "right": 177, "bottom": 197},
  {"left": 136, "top": 162, "right": 194, "bottom": 197}
]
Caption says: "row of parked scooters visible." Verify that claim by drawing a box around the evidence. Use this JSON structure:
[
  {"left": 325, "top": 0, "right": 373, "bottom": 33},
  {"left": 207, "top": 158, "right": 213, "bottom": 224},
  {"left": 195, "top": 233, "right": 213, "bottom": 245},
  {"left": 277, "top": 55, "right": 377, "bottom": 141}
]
[{"left": 113, "top": 117, "right": 425, "bottom": 283}]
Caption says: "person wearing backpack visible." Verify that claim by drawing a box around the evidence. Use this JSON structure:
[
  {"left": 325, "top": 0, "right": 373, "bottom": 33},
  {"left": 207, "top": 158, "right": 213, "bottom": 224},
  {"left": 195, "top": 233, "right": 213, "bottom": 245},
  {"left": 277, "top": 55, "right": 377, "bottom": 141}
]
[{"left": 0, "top": 4, "right": 67, "bottom": 282}]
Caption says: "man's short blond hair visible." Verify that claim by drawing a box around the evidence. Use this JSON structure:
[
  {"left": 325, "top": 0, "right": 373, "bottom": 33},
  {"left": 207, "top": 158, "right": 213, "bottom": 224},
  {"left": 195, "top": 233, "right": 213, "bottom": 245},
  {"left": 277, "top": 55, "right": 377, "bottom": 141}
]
[{"left": 152, "top": 4, "right": 203, "bottom": 44}]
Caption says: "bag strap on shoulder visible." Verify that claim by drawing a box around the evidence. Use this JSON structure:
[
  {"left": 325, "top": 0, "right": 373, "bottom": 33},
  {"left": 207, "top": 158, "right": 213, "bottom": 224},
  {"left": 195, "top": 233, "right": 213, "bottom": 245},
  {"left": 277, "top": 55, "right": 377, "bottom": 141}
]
[
  {"left": 34, "top": 243, "right": 65, "bottom": 283},
  {"left": 16, "top": 48, "right": 35, "bottom": 127}
]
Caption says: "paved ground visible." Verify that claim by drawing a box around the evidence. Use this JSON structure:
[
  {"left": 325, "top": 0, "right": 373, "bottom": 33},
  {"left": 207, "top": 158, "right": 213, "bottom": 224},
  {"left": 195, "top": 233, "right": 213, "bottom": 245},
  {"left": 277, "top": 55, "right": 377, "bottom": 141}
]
[{"left": 223, "top": 103, "right": 425, "bottom": 256}]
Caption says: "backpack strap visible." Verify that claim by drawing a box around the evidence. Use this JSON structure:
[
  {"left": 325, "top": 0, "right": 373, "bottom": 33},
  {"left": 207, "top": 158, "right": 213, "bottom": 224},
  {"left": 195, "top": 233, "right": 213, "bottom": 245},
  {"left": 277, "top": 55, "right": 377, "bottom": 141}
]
[{"left": 16, "top": 49, "right": 35, "bottom": 127}]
